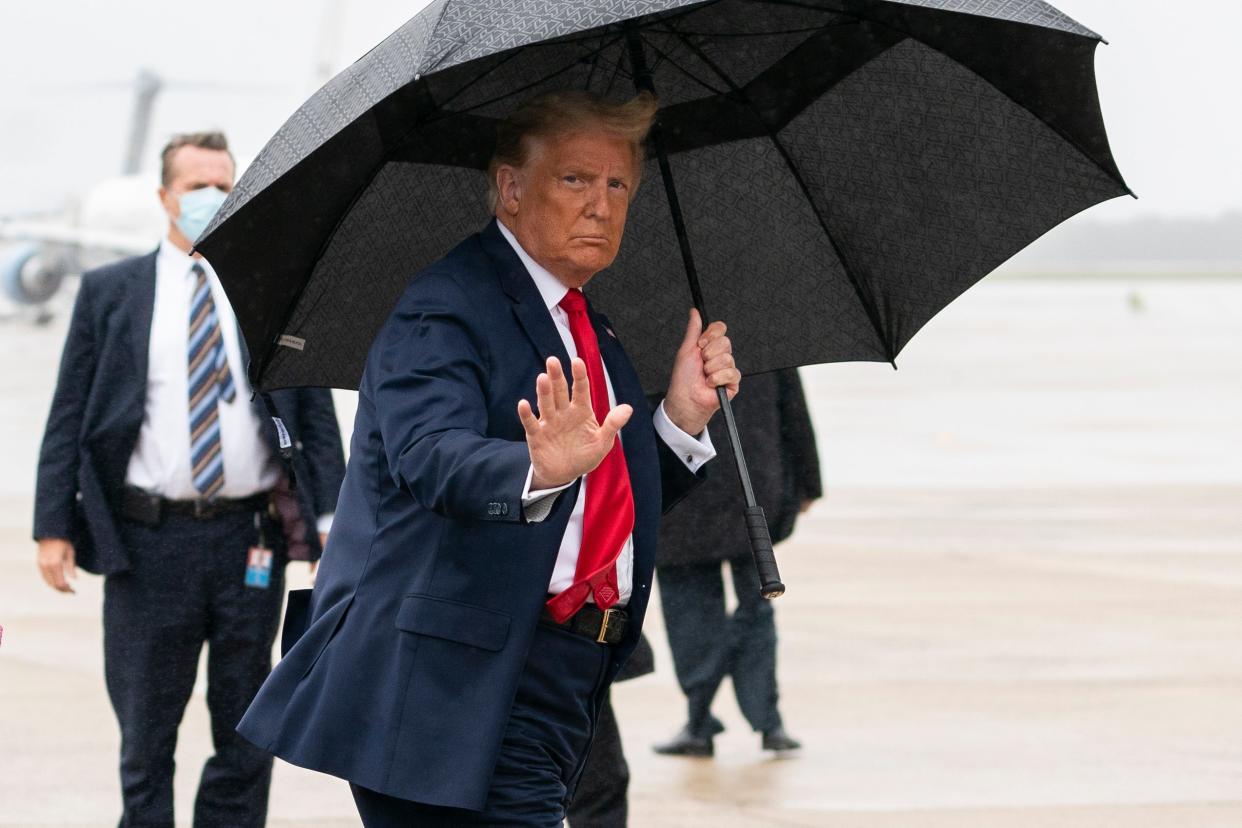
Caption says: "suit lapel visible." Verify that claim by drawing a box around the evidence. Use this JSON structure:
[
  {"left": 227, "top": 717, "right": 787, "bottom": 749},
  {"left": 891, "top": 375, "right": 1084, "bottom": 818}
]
[
  {"left": 480, "top": 220, "right": 572, "bottom": 371},
  {"left": 127, "top": 252, "right": 158, "bottom": 381},
  {"left": 593, "top": 310, "right": 653, "bottom": 474}
]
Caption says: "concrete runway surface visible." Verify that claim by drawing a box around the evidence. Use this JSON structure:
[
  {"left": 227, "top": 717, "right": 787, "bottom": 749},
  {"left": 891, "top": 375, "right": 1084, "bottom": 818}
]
[{"left": 1, "top": 276, "right": 1240, "bottom": 826}]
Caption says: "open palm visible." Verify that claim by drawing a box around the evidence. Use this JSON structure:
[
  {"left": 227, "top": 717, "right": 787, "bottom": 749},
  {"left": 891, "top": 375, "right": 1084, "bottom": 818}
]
[{"left": 518, "top": 356, "right": 632, "bottom": 490}]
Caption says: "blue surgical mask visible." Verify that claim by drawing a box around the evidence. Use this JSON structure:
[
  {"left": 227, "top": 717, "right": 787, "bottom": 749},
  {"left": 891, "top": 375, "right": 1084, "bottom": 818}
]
[{"left": 175, "top": 186, "right": 228, "bottom": 243}]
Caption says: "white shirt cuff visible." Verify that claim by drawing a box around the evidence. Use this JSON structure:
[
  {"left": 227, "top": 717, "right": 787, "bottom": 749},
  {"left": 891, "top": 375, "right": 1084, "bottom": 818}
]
[
  {"left": 654, "top": 400, "right": 716, "bottom": 473},
  {"left": 316, "top": 513, "right": 334, "bottom": 535},
  {"left": 521, "top": 464, "right": 575, "bottom": 523}
]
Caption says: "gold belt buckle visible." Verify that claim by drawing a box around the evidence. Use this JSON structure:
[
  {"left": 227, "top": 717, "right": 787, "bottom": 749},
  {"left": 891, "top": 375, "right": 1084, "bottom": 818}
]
[{"left": 596, "top": 608, "right": 616, "bottom": 643}]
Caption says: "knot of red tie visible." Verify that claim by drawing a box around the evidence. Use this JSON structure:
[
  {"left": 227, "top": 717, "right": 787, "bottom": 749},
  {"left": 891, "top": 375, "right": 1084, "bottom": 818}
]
[{"left": 559, "top": 288, "right": 587, "bottom": 315}]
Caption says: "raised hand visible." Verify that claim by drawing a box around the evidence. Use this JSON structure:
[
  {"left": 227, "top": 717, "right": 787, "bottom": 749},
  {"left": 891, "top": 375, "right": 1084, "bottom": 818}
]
[
  {"left": 518, "top": 356, "right": 632, "bottom": 490},
  {"left": 663, "top": 308, "right": 741, "bottom": 436}
]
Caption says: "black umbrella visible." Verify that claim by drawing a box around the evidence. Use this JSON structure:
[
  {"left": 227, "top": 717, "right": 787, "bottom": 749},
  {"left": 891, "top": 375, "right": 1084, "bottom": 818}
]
[{"left": 198, "top": 0, "right": 1129, "bottom": 599}]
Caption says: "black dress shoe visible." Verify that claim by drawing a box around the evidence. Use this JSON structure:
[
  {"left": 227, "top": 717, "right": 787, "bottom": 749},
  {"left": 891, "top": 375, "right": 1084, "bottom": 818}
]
[
  {"left": 653, "top": 725, "right": 714, "bottom": 757},
  {"left": 761, "top": 726, "right": 802, "bottom": 752}
]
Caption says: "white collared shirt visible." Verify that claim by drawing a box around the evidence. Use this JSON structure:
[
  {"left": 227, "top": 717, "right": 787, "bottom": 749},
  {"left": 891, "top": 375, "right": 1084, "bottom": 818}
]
[
  {"left": 125, "top": 238, "right": 282, "bottom": 501},
  {"left": 498, "top": 222, "right": 715, "bottom": 604}
]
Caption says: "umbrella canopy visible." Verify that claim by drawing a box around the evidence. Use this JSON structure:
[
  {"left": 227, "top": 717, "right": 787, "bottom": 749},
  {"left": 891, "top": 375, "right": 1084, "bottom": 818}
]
[{"left": 198, "top": 0, "right": 1129, "bottom": 394}]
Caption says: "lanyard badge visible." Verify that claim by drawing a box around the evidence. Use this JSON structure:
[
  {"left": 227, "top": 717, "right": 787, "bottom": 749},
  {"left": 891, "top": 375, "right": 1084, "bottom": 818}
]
[{"left": 245, "top": 511, "right": 274, "bottom": 589}]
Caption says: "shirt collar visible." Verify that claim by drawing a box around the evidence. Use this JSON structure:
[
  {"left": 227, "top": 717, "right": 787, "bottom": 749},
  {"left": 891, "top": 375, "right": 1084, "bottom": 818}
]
[
  {"left": 157, "top": 235, "right": 215, "bottom": 279},
  {"left": 496, "top": 220, "right": 569, "bottom": 312}
]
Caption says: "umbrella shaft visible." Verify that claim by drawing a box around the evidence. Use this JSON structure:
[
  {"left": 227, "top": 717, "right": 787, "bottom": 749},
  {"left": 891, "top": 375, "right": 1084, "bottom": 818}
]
[
  {"left": 625, "top": 27, "right": 758, "bottom": 510},
  {"left": 625, "top": 25, "right": 783, "bottom": 599},
  {"left": 650, "top": 129, "right": 707, "bottom": 315}
]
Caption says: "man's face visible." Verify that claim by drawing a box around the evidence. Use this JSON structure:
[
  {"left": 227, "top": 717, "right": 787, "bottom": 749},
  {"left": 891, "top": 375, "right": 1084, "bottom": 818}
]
[
  {"left": 499, "top": 130, "right": 637, "bottom": 288},
  {"left": 158, "top": 145, "right": 235, "bottom": 224}
]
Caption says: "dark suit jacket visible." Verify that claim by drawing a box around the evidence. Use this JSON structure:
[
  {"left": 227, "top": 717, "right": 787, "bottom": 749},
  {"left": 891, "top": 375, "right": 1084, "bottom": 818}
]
[
  {"left": 237, "top": 220, "right": 702, "bottom": 811},
  {"left": 33, "top": 250, "right": 346, "bottom": 574},
  {"left": 657, "top": 369, "right": 821, "bottom": 567}
]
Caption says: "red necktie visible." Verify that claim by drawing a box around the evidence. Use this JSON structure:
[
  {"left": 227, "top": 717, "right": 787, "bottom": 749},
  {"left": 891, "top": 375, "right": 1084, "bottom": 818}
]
[{"left": 544, "top": 289, "right": 636, "bottom": 623}]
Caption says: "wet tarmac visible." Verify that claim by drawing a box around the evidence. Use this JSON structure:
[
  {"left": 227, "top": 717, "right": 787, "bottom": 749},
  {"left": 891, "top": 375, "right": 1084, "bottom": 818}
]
[{"left": 2, "top": 277, "right": 1240, "bottom": 826}]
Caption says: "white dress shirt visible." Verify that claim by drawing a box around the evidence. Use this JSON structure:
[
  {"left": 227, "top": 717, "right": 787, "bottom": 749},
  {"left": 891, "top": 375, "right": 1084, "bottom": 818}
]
[
  {"left": 498, "top": 222, "right": 715, "bottom": 604},
  {"left": 125, "top": 239, "right": 282, "bottom": 501}
]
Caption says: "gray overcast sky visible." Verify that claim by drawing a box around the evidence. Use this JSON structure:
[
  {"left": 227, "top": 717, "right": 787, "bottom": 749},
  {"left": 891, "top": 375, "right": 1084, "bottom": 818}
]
[{"left": 1, "top": 0, "right": 1237, "bottom": 222}]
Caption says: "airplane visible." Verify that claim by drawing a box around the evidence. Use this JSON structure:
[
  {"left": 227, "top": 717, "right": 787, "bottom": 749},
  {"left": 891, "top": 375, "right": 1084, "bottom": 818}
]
[
  {"left": 1, "top": 0, "right": 351, "bottom": 321},
  {"left": 1, "top": 69, "right": 167, "bottom": 319}
]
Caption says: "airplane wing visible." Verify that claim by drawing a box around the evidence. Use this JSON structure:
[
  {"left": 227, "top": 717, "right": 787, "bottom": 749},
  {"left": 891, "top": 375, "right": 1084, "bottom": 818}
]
[
  {"left": 1, "top": 218, "right": 156, "bottom": 306},
  {"left": 0, "top": 217, "right": 154, "bottom": 257}
]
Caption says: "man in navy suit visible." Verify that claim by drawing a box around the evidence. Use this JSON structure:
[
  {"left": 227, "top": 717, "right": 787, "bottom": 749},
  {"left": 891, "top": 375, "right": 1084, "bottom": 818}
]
[
  {"left": 237, "top": 91, "right": 741, "bottom": 825},
  {"left": 33, "top": 131, "right": 346, "bottom": 828}
]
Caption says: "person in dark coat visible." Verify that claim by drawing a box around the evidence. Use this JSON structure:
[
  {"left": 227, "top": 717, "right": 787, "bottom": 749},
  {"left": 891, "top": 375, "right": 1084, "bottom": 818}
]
[
  {"left": 653, "top": 369, "right": 821, "bottom": 756},
  {"left": 33, "top": 131, "right": 346, "bottom": 827}
]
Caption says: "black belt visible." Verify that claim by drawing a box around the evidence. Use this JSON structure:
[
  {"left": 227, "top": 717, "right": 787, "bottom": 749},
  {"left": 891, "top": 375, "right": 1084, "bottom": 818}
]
[
  {"left": 121, "top": 485, "right": 271, "bottom": 525},
  {"left": 540, "top": 601, "right": 628, "bottom": 645}
]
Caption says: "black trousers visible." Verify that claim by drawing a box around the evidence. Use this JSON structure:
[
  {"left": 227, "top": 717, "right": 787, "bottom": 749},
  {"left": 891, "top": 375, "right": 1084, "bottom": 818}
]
[
  {"left": 566, "top": 689, "right": 628, "bottom": 828},
  {"left": 351, "top": 623, "right": 611, "bottom": 827},
  {"left": 104, "top": 508, "right": 285, "bottom": 828},
  {"left": 658, "top": 555, "right": 781, "bottom": 737}
]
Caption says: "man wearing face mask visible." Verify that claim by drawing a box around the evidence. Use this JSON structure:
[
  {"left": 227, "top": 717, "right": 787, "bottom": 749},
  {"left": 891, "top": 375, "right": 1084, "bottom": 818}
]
[{"left": 32, "top": 131, "right": 346, "bottom": 828}]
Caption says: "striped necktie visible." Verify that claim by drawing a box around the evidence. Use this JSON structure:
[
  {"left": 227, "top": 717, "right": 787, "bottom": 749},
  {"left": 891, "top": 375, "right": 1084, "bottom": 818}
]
[{"left": 187, "top": 261, "right": 236, "bottom": 499}]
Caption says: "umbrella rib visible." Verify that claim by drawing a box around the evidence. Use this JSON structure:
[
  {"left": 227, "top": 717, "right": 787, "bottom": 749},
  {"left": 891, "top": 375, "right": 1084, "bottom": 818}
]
[
  {"left": 439, "top": 3, "right": 728, "bottom": 111},
  {"left": 640, "top": 37, "right": 728, "bottom": 97},
  {"left": 667, "top": 25, "right": 896, "bottom": 364},
  {"left": 453, "top": 30, "right": 631, "bottom": 115},
  {"left": 603, "top": 36, "right": 628, "bottom": 97},
  {"left": 582, "top": 31, "right": 610, "bottom": 90},
  {"left": 434, "top": 49, "right": 529, "bottom": 110},
  {"left": 436, "top": 28, "right": 631, "bottom": 111}
]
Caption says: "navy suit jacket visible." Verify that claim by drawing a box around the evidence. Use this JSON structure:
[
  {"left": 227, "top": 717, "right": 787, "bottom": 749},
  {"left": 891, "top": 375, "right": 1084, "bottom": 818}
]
[
  {"left": 237, "top": 221, "right": 703, "bottom": 810},
  {"left": 33, "top": 250, "right": 346, "bottom": 573}
]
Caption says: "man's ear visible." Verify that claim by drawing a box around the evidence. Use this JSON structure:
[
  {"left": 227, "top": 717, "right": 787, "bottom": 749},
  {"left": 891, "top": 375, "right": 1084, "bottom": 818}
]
[
  {"left": 158, "top": 186, "right": 178, "bottom": 218},
  {"left": 496, "top": 165, "right": 521, "bottom": 216}
]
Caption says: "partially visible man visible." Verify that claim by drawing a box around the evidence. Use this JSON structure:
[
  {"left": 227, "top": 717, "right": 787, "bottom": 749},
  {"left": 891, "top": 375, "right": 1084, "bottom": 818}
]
[
  {"left": 654, "top": 369, "right": 821, "bottom": 757},
  {"left": 237, "top": 91, "right": 740, "bottom": 826},
  {"left": 33, "top": 131, "right": 346, "bottom": 828}
]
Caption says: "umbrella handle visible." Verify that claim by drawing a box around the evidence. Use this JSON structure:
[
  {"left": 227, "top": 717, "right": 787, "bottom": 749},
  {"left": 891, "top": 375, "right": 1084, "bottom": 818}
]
[
  {"left": 745, "top": 506, "right": 785, "bottom": 599},
  {"left": 716, "top": 386, "right": 786, "bottom": 599}
]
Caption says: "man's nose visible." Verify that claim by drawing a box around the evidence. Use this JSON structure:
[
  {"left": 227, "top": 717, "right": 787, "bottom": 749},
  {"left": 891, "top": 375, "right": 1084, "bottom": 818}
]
[{"left": 584, "top": 181, "right": 611, "bottom": 219}]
